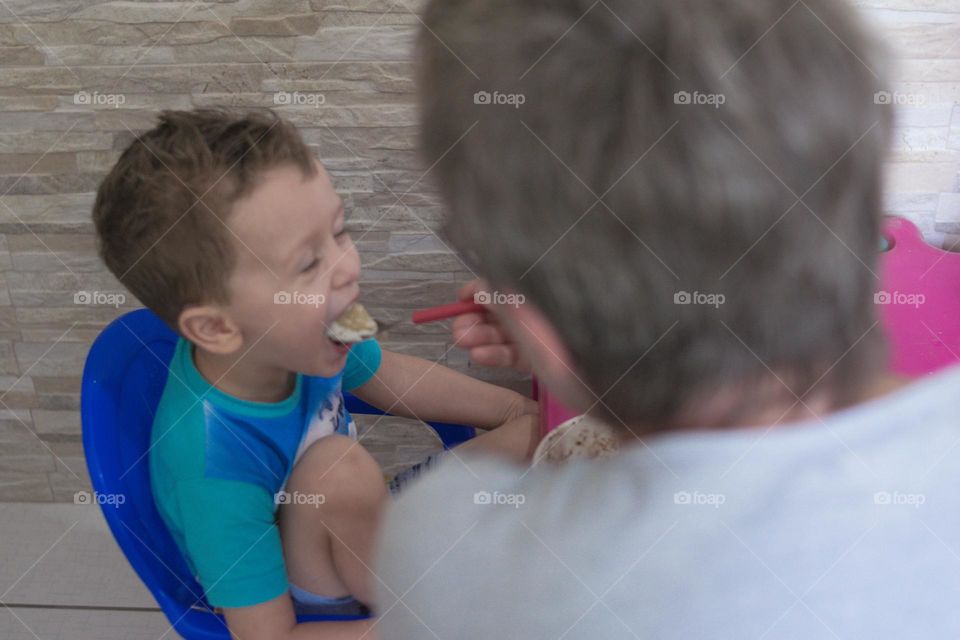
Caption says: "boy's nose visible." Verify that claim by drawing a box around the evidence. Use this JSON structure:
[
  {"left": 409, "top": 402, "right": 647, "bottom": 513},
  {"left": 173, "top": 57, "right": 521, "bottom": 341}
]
[{"left": 329, "top": 245, "right": 361, "bottom": 290}]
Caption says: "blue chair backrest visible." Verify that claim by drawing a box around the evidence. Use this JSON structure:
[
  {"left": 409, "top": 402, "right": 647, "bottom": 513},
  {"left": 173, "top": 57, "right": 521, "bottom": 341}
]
[
  {"left": 82, "top": 309, "right": 387, "bottom": 639},
  {"left": 81, "top": 309, "right": 226, "bottom": 636}
]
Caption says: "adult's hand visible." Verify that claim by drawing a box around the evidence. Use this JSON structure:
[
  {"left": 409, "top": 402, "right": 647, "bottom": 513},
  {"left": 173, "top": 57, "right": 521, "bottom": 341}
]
[{"left": 451, "top": 279, "right": 531, "bottom": 372}]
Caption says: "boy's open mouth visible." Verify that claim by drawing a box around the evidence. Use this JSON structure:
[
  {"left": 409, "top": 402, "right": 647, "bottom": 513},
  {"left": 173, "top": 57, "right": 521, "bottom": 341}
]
[
  {"left": 326, "top": 302, "right": 378, "bottom": 347},
  {"left": 328, "top": 335, "right": 352, "bottom": 355}
]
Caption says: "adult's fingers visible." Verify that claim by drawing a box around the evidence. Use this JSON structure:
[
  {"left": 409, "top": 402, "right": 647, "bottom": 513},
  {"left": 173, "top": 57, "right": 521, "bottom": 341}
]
[
  {"left": 457, "top": 278, "right": 491, "bottom": 302},
  {"left": 457, "top": 279, "right": 479, "bottom": 301},
  {"left": 452, "top": 316, "right": 508, "bottom": 348},
  {"left": 451, "top": 312, "right": 489, "bottom": 335},
  {"left": 470, "top": 345, "right": 531, "bottom": 372},
  {"left": 469, "top": 344, "right": 519, "bottom": 369}
]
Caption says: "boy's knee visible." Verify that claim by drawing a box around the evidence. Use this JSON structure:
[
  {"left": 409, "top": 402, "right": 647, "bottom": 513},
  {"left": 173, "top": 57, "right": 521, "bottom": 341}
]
[{"left": 289, "top": 435, "right": 386, "bottom": 507}]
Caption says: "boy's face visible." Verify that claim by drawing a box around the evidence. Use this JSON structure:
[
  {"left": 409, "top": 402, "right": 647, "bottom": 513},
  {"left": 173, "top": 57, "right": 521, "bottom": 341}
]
[{"left": 222, "top": 160, "right": 362, "bottom": 377}]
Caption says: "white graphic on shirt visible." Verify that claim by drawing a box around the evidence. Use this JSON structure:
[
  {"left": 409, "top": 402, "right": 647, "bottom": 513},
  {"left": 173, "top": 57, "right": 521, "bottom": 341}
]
[
  {"left": 298, "top": 395, "right": 344, "bottom": 461},
  {"left": 278, "top": 393, "right": 358, "bottom": 498}
]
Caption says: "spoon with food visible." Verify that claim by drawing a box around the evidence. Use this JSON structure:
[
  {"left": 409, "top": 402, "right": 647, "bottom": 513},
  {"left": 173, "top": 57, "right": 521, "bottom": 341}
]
[{"left": 326, "top": 302, "right": 379, "bottom": 345}]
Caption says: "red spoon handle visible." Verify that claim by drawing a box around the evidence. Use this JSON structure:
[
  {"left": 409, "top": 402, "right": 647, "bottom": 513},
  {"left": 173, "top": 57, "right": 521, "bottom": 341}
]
[{"left": 411, "top": 301, "right": 486, "bottom": 324}]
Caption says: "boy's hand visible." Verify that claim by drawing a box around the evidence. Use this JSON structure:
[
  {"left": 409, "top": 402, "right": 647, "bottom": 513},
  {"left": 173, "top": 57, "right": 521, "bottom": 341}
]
[{"left": 452, "top": 279, "right": 531, "bottom": 372}]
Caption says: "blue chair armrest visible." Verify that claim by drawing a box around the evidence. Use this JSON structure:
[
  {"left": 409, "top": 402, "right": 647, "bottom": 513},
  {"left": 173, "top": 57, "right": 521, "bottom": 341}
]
[{"left": 343, "top": 392, "right": 476, "bottom": 449}]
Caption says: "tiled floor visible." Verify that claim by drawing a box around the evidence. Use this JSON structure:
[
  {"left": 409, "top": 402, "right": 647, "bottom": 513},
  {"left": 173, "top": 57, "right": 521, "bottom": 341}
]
[
  {"left": 0, "top": 503, "right": 172, "bottom": 640},
  {"left": 0, "top": 416, "right": 444, "bottom": 640}
]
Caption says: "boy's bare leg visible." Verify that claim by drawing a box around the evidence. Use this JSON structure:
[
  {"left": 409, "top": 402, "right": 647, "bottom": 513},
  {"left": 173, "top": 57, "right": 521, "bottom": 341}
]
[
  {"left": 278, "top": 434, "right": 389, "bottom": 607},
  {"left": 452, "top": 413, "right": 541, "bottom": 464}
]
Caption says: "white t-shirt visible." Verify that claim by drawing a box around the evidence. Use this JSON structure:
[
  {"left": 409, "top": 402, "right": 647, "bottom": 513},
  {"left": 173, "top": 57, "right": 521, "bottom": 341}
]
[{"left": 374, "top": 364, "right": 960, "bottom": 639}]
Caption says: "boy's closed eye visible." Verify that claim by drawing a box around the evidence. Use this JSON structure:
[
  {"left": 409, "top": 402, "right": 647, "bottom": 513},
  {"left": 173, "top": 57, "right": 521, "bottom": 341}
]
[{"left": 298, "top": 228, "right": 350, "bottom": 274}]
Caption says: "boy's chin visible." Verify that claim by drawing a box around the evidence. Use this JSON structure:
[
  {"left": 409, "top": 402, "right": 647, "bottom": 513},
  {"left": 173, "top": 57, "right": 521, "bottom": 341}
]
[{"left": 298, "top": 346, "right": 349, "bottom": 378}]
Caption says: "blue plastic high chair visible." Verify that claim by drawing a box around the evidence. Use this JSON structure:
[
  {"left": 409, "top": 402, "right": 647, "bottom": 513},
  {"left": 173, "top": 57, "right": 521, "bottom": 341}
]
[{"left": 80, "top": 308, "right": 475, "bottom": 639}]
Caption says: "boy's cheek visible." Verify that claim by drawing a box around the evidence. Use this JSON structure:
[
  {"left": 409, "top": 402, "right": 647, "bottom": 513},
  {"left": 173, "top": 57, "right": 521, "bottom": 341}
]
[{"left": 272, "top": 335, "right": 344, "bottom": 378}]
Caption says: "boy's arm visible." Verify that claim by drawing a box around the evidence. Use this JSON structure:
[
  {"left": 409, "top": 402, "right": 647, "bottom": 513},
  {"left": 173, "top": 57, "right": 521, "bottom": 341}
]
[{"left": 350, "top": 348, "right": 537, "bottom": 430}]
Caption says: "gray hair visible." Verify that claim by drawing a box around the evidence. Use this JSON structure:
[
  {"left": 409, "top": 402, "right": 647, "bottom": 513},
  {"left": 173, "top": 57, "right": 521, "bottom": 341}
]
[{"left": 416, "top": 0, "right": 894, "bottom": 431}]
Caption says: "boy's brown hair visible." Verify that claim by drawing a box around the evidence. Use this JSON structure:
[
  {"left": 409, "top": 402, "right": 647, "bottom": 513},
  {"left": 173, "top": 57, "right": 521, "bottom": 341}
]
[
  {"left": 416, "top": 0, "right": 894, "bottom": 431},
  {"left": 93, "top": 108, "right": 317, "bottom": 331}
]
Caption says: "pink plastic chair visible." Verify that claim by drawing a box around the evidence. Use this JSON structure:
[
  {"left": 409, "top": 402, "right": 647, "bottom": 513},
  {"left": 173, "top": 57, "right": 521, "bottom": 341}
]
[
  {"left": 877, "top": 216, "right": 960, "bottom": 377},
  {"left": 538, "top": 216, "right": 960, "bottom": 434}
]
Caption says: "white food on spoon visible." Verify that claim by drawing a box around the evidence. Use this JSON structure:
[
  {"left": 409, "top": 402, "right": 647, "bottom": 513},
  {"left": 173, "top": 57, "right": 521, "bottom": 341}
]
[{"left": 326, "top": 302, "right": 378, "bottom": 344}]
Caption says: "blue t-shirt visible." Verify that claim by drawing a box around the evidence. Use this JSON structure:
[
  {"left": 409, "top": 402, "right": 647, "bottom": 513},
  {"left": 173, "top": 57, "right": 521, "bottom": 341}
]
[{"left": 149, "top": 336, "right": 382, "bottom": 608}]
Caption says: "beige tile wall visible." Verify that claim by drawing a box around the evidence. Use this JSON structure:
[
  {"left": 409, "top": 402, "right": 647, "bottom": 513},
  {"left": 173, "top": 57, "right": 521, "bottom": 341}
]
[
  {"left": 0, "top": 0, "right": 956, "bottom": 500},
  {"left": 855, "top": 0, "right": 960, "bottom": 242}
]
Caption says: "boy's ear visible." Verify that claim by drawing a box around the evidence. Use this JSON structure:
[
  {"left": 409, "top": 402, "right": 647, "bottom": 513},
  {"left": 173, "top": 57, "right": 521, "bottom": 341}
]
[
  {"left": 501, "top": 299, "right": 595, "bottom": 413},
  {"left": 177, "top": 305, "right": 244, "bottom": 355}
]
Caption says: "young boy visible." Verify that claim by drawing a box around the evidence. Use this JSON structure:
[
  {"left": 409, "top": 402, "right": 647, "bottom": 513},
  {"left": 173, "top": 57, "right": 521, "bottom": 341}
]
[
  {"left": 372, "top": 0, "right": 960, "bottom": 638},
  {"left": 91, "top": 109, "right": 540, "bottom": 640}
]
